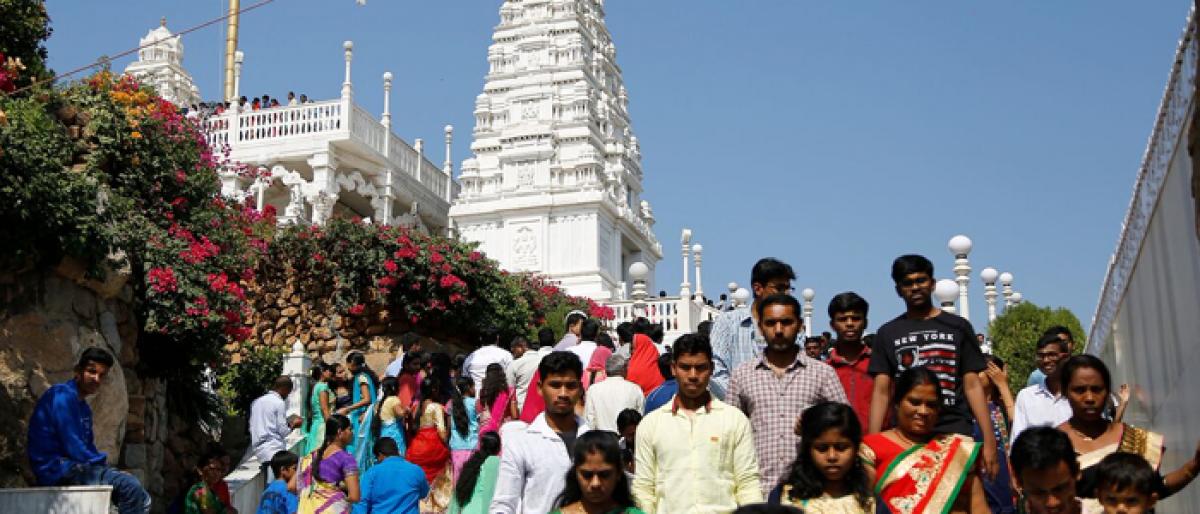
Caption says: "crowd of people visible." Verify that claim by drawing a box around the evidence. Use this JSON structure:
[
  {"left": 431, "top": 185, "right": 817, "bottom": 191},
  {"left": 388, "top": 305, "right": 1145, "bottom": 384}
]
[{"left": 24, "top": 253, "right": 1200, "bottom": 513}]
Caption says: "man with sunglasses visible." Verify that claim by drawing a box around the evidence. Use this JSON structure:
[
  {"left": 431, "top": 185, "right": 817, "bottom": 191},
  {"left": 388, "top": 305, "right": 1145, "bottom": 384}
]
[
  {"left": 708, "top": 257, "right": 797, "bottom": 400},
  {"left": 867, "top": 254, "right": 999, "bottom": 477}
]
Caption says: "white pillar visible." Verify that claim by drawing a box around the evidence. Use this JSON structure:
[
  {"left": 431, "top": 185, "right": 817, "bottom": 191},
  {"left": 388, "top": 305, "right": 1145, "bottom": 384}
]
[
  {"left": 680, "top": 229, "right": 692, "bottom": 297},
  {"left": 281, "top": 342, "right": 311, "bottom": 419},
  {"left": 443, "top": 125, "right": 454, "bottom": 202},
  {"left": 233, "top": 51, "right": 244, "bottom": 101},
  {"left": 801, "top": 288, "right": 815, "bottom": 337},
  {"left": 629, "top": 262, "right": 649, "bottom": 318},
  {"left": 381, "top": 72, "right": 392, "bottom": 129},
  {"left": 948, "top": 235, "right": 972, "bottom": 321},
  {"left": 692, "top": 244, "right": 704, "bottom": 303},
  {"left": 342, "top": 41, "right": 354, "bottom": 99},
  {"left": 999, "top": 272, "right": 1014, "bottom": 308},
  {"left": 980, "top": 267, "right": 999, "bottom": 323}
]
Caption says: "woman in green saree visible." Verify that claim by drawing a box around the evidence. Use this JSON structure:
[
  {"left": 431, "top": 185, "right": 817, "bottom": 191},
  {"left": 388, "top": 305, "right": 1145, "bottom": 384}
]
[{"left": 305, "top": 362, "right": 336, "bottom": 454}]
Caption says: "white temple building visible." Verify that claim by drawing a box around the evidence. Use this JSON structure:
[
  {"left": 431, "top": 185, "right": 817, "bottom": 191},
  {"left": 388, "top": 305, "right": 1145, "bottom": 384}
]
[
  {"left": 123, "top": 19, "right": 201, "bottom": 109},
  {"left": 198, "top": 41, "right": 457, "bottom": 231},
  {"left": 449, "top": 0, "right": 663, "bottom": 300}
]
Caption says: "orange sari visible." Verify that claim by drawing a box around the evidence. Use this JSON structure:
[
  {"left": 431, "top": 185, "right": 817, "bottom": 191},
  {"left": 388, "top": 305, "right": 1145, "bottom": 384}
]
[{"left": 861, "top": 432, "right": 979, "bottom": 514}]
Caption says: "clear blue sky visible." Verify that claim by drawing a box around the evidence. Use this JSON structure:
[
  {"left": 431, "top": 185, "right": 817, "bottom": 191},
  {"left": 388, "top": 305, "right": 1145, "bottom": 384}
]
[{"left": 45, "top": 1, "right": 1190, "bottom": 335}]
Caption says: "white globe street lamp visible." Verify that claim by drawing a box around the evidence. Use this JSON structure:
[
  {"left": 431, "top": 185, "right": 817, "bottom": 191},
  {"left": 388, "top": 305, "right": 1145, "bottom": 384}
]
[
  {"left": 999, "top": 272, "right": 1014, "bottom": 308},
  {"left": 1010, "top": 291, "right": 1024, "bottom": 306},
  {"left": 732, "top": 287, "right": 751, "bottom": 308},
  {"left": 935, "top": 279, "right": 959, "bottom": 314},
  {"left": 948, "top": 235, "right": 973, "bottom": 320},
  {"left": 629, "top": 262, "right": 649, "bottom": 317},
  {"left": 801, "top": 288, "right": 816, "bottom": 337},
  {"left": 980, "top": 267, "right": 999, "bottom": 323}
]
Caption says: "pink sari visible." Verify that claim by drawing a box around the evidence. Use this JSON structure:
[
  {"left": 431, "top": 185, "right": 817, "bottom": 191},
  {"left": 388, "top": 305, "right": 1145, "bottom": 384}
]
[{"left": 479, "top": 387, "right": 513, "bottom": 434}]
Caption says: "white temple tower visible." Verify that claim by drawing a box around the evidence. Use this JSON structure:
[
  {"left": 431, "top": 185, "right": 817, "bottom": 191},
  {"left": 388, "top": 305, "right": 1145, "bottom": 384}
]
[
  {"left": 449, "top": 0, "right": 663, "bottom": 300},
  {"left": 124, "top": 19, "right": 201, "bottom": 108}
]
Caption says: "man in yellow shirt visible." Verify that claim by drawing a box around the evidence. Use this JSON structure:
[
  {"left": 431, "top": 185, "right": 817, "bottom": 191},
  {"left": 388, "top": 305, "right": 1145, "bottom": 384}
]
[{"left": 632, "top": 332, "right": 763, "bottom": 513}]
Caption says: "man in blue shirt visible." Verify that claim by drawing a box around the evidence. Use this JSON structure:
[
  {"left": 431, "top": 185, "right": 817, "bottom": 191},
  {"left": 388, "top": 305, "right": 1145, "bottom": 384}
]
[
  {"left": 643, "top": 353, "right": 677, "bottom": 413},
  {"left": 353, "top": 437, "right": 428, "bottom": 514},
  {"left": 27, "top": 347, "right": 150, "bottom": 514},
  {"left": 257, "top": 450, "right": 299, "bottom": 514}
]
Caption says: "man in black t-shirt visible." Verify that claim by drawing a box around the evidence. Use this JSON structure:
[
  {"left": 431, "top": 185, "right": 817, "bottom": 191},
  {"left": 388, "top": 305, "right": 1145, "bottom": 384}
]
[{"left": 867, "top": 254, "right": 999, "bottom": 478}]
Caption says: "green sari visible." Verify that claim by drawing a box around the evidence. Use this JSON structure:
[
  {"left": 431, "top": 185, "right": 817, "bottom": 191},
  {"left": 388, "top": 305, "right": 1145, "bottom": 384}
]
[
  {"left": 305, "top": 381, "right": 330, "bottom": 453},
  {"left": 183, "top": 482, "right": 227, "bottom": 514}
]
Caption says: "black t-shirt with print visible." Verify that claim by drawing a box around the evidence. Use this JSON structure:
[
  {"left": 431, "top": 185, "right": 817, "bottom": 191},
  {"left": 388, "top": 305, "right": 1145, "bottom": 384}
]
[{"left": 868, "top": 311, "right": 985, "bottom": 436}]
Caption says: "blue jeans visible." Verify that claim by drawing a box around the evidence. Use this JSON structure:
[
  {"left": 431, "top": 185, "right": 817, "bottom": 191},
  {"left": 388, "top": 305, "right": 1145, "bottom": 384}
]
[{"left": 61, "top": 463, "right": 150, "bottom": 514}]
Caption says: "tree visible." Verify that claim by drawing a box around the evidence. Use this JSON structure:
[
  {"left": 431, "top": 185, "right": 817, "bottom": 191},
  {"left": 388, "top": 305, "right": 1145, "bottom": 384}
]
[{"left": 988, "top": 302, "right": 1086, "bottom": 393}]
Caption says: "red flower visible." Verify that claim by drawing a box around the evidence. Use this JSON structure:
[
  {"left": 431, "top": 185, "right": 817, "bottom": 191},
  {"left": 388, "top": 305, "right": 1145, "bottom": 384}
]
[
  {"left": 148, "top": 267, "right": 178, "bottom": 293},
  {"left": 469, "top": 251, "right": 482, "bottom": 262},
  {"left": 394, "top": 247, "right": 417, "bottom": 259},
  {"left": 430, "top": 252, "right": 444, "bottom": 264},
  {"left": 313, "top": 253, "right": 325, "bottom": 262},
  {"left": 383, "top": 260, "right": 398, "bottom": 273},
  {"left": 348, "top": 304, "right": 365, "bottom": 316},
  {"left": 378, "top": 276, "right": 398, "bottom": 288}
]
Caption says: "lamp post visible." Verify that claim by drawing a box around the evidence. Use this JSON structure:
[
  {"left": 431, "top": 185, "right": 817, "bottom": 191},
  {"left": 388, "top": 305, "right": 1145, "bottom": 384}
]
[
  {"left": 980, "top": 267, "right": 999, "bottom": 322},
  {"left": 727, "top": 282, "right": 738, "bottom": 311},
  {"left": 692, "top": 244, "right": 704, "bottom": 303},
  {"left": 999, "top": 272, "right": 1014, "bottom": 308},
  {"left": 948, "top": 235, "right": 972, "bottom": 320},
  {"left": 1010, "top": 292, "right": 1024, "bottom": 306},
  {"left": 935, "top": 279, "right": 959, "bottom": 314},
  {"left": 732, "top": 287, "right": 751, "bottom": 308},
  {"left": 629, "top": 262, "right": 649, "bottom": 318},
  {"left": 801, "top": 288, "right": 815, "bottom": 337},
  {"left": 233, "top": 50, "right": 244, "bottom": 103},
  {"left": 680, "top": 229, "right": 692, "bottom": 298},
  {"left": 342, "top": 41, "right": 354, "bottom": 99}
]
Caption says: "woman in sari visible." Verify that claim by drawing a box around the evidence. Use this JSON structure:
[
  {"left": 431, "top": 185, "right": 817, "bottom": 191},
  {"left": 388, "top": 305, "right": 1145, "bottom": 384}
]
[
  {"left": 305, "top": 362, "right": 336, "bottom": 454},
  {"left": 1056, "top": 355, "right": 1200, "bottom": 510},
  {"left": 339, "top": 352, "right": 377, "bottom": 471},
  {"left": 408, "top": 377, "right": 453, "bottom": 511},
  {"left": 297, "top": 414, "right": 360, "bottom": 514},
  {"left": 477, "top": 363, "right": 517, "bottom": 435},
  {"left": 449, "top": 376, "right": 480, "bottom": 483},
  {"left": 376, "top": 376, "right": 410, "bottom": 457},
  {"left": 449, "top": 432, "right": 501, "bottom": 514},
  {"left": 184, "top": 447, "right": 232, "bottom": 514},
  {"left": 860, "top": 366, "right": 987, "bottom": 513}
]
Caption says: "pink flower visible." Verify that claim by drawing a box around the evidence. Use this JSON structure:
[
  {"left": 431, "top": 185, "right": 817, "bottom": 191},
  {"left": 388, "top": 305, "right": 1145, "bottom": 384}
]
[
  {"left": 148, "top": 267, "right": 178, "bottom": 293},
  {"left": 430, "top": 252, "right": 444, "bottom": 264},
  {"left": 378, "top": 276, "right": 398, "bottom": 288},
  {"left": 469, "top": 251, "right": 482, "bottom": 262},
  {"left": 383, "top": 260, "right": 398, "bottom": 273},
  {"left": 348, "top": 304, "right": 365, "bottom": 316},
  {"left": 394, "top": 247, "right": 417, "bottom": 259}
]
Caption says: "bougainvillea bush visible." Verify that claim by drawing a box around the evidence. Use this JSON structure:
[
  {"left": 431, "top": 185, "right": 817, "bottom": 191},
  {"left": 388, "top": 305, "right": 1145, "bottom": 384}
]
[
  {"left": 0, "top": 67, "right": 271, "bottom": 422},
  {"left": 262, "top": 218, "right": 612, "bottom": 343}
]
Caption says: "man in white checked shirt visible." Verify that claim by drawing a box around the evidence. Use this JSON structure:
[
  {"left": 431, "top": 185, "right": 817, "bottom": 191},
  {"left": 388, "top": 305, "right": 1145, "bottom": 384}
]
[{"left": 727, "top": 293, "right": 847, "bottom": 496}]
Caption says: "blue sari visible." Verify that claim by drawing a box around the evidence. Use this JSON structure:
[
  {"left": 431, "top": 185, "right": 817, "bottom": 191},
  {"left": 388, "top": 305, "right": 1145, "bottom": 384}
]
[{"left": 347, "top": 371, "right": 377, "bottom": 471}]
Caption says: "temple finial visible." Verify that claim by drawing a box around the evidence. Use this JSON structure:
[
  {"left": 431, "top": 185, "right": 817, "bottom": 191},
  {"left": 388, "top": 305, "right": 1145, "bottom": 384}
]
[{"left": 160, "top": 17, "right": 167, "bottom": 28}]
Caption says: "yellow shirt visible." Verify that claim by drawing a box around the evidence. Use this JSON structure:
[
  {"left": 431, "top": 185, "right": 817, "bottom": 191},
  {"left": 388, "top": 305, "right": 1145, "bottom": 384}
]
[{"left": 632, "top": 396, "right": 763, "bottom": 513}]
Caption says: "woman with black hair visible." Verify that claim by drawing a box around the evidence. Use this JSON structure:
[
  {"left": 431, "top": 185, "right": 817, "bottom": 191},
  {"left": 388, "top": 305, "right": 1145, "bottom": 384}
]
[
  {"left": 860, "top": 366, "right": 987, "bottom": 513},
  {"left": 376, "top": 376, "right": 409, "bottom": 457},
  {"left": 551, "top": 431, "right": 645, "bottom": 514},
  {"left": 340, "top": 352, "right": 378, "bottom": 471},
  {"left": 305, "top": 362, "right": 336, "bottom": 454},
  {"left": 478, "top": 363, "right": 517, "bottom": 434},
  {"left": 448, "top": 432, "right": 502, "bottom": 514},
  {"left": 408, "top": 376, "right": 453, "bottom": 511},
  {"left": 770, "top": 402, "right": 873, "bottom": 512},
  {"left": 296, "top": 414, "right": 360, "bottom": 514},
  {"left": 449, "top": 376, "right": 480, "bottom": 482},
  {"left": 1057, "top": 354, "right": 1200, "bottom": 511}
]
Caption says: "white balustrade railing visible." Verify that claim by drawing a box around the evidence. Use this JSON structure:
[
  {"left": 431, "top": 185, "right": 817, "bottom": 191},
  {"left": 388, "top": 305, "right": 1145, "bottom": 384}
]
[
  {"left": 350, "top": 105, "right": 386, "bottom": 155},
  {"left": 603, "top": 296, "right": 717, "bottom": 345},
  {"left": 198, "top": 99, "right": 456, "bottom": 202}
]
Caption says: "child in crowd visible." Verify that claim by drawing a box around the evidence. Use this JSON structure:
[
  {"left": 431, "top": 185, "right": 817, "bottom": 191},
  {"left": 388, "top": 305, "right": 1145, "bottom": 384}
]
[
  {"left": 256, "top": 451, "right": 299, "bottom": 514},
  {"left": 616, "top": 409, "right": 642, "bottom": 475},
  {"left": 1094, "top": 452, "right": 1159, "bottom": 514},
  {"left": 769, "top": 402, "right": 874, "bottom": 512}
]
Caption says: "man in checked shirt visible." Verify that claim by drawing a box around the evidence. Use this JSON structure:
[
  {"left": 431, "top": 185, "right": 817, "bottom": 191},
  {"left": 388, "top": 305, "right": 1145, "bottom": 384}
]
[{"left": 727, "top": 293, "right": 848, "bottom": 496}]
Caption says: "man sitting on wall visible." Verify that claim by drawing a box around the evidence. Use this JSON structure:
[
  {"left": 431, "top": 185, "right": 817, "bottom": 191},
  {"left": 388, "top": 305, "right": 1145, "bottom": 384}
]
[{"left": 27, "top": 347, "right": 152, "bottom": 514}]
